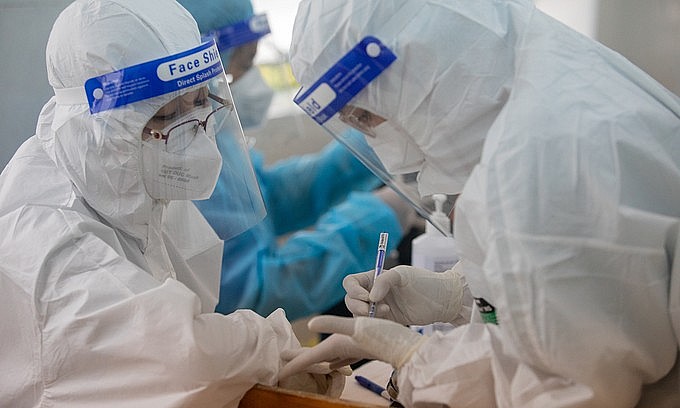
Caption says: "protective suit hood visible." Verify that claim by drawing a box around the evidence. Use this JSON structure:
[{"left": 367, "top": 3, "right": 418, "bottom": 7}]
[
  {"left": 290, "top": 0, "right": 519, "bottom": 194},
  {"left": 178, "top": 0, "right": 254, "bottom": 68},
  {"left": 38, "top": 0, "right": 201, "bottom": 252}
]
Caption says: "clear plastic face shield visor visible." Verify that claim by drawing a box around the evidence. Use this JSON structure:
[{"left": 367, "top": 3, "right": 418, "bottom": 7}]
[
  {"left": 200, "top": 14, "right": 274, "bottom": 131},
  {"left": 77, "top": 39, "right": 266, "bottom": 240},
  {"left": 294, "top": 37, "right": 453, "bottom": 236}
]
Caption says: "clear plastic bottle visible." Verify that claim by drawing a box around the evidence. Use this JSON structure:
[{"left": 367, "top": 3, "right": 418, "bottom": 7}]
[{"left": 410, "top": 194, "right": 458, "bottom": 335}]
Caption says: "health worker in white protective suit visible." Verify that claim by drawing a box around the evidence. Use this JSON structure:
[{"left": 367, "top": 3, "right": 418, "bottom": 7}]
[
  {"left": 0, "top": 0, "right": 347, "bottom": 407},
  {"left": 279, "top": 0, "right": 680, "bottom": 407}
]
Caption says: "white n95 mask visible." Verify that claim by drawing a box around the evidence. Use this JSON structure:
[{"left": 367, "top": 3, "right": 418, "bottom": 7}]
[
  {"left": 367, "top": 120, "right": 425, "bottom": 174},
  {"left": 230, "top": 67, "right": 274, "bottom": 129},
  {"left": 141, "top": 111, "right": 222, "bottom": 200}
]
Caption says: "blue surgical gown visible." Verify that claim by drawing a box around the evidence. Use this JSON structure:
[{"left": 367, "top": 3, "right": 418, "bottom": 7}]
[{"left": 195, "top": 140, "right": 402, "bottom": 320}]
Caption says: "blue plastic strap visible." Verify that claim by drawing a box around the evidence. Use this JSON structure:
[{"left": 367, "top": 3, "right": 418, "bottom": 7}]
[
  {"left": 293, "top": 36, "right": 396, "bottom": 125},
  {"left": 84, "top": 40, "right": 223, "bottom": 114},
  {"left": 204, "top": 14, "right": 271, "bottom": 51}
]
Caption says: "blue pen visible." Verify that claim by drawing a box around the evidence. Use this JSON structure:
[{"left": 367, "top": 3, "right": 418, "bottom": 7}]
[
  {"left": 368, "top": 232, "right": 389, "bottom": 318},
  {"left": 355, "top": 375, "right": 390, "bottom": 400}
]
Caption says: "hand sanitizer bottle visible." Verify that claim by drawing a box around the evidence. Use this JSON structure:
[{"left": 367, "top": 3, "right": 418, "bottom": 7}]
[{"left": 410, "top": 194, "right": 458, "bottom": 335}]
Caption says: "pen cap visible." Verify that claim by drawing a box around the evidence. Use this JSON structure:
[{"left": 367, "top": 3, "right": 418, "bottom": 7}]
[{"left": 378, "top": 232, "right": 389, "bottom": 250}]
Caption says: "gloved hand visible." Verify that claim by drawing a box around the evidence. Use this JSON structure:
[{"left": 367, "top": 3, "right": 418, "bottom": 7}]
[
  {"left": 344, "top": 263, "right": 466, "bottom": 326},
  {"left": 278, "top": 316, "right": 428, "bottom": 380},
  {"left": 277, "top": 370, "right": 347, "bottom": 398},
  {"left": 278, "top": 348, "right": 352, "bottom": 398},
  {"left": 373, "top": 186, "right": 417, "bottom": 233}
]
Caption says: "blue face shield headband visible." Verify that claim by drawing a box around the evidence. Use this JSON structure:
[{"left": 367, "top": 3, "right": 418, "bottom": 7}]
[
  {"left": 202, "top": 14, "right": 271, "bottom": 51},
  {"left": 83, "top": 40, "right": 223, "bottom": 113}
]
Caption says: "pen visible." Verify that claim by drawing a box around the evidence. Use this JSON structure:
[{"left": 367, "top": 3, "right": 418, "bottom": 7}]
[
  {"left": 368, "top": 232, "right": 389, "bottom": 318},
  {"left": 355, "top": 375, "right": 390, "bottom": 400}
]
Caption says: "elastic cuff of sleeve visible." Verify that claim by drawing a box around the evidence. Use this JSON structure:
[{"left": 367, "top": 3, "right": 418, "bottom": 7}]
[
  {"left": 444, "top": 267, "right": 467, "bottom": 324},
  {"left": 395, "top": 334, "right": 430, "bottom": 369}
]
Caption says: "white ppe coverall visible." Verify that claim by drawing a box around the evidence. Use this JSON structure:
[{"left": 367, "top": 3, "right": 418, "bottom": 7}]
[
  {"left": 0, "top": 0, "right": 310, "bottom": 407},
  {"left": 290, "top": 0, "right": 680, "bottom": 406}
]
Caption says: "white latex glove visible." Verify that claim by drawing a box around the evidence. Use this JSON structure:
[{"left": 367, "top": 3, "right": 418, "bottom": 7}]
[
  {"left": 278, "top": 348, "right": 351, "bottom": 398},
  {"left": 373, "top": 186, "right": 416, "bottom": 233},
  {"left": 278, "top": 316, "right": 428, "bottom": 380},
  {"left": 277, "top": 371, "right": 347, "bottom": 398},
  {"left": 344, "top": 263, "right": 466, "bottom": 326}
]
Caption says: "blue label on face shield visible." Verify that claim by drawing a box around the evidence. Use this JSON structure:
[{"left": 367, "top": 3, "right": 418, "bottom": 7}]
[
  {"left": 293, "top": 36, "right": 396, "bottom": 125},
  {"left": 203, "top": 14, "right": 271, "bottom": 50},
  {"left": 84, "top": 40, "right": 223, "bottom": 113}
]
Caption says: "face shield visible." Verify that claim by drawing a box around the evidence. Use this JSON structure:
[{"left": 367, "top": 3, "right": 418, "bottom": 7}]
[
  {"left": 201, "top": 14, "right": 274, "bottom": 130},
  {"left": 70, "top": 39, "right": 266, "bottom": 240},
  {"left": 293, "top": 37, "right": 454, "bottom": 235},
  {"left": 203, "top": 13, "right": 270, "bottom": 52}
]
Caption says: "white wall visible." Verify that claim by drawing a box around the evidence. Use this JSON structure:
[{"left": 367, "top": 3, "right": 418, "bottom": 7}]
[
  {"left": 250, "top": 0, "right": 300, "bottom": 64},
  {"left": 597, "top": 0, "right": 680, "bottom": 96},
  {"left": 535, "top": 0, "right": 598, "bottom": 38},
  {"left": 535, "top": 0, "right": 679, "bottom": 96},
  {"left": 0, "top": 1, "right": 72, "bottom": 171}
]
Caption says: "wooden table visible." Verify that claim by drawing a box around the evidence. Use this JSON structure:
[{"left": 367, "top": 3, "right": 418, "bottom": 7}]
[
  {"left": 239, "top": 360, "right": 394, "bottom": 408},
  {"left": 238, "top": 384, "right": 386, "bottom": 408}
]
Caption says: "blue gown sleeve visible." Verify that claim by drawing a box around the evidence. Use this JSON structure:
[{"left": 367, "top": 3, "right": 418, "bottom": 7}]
[
  {"left": 258, "top": 192, "right": 402, "bottom": 320},
  {"left": 260, "top": 141, "right": 384, "bottom": 235},
  {"left": 216, "top": 192, "right": 403, "bottom": 320}
]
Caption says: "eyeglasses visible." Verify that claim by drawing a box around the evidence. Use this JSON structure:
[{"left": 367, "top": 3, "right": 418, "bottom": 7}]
[
  {"left": 338, "top": 106, "right": 386, "bottom": 138},
  {"left": 143, "top": 92, "right": 233, "bottom": 153}
]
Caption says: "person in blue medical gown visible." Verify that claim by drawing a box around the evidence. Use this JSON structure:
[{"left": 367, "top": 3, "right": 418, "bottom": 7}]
[{"left": 180, "top": 0, "right": 414, "bottom": 320}]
